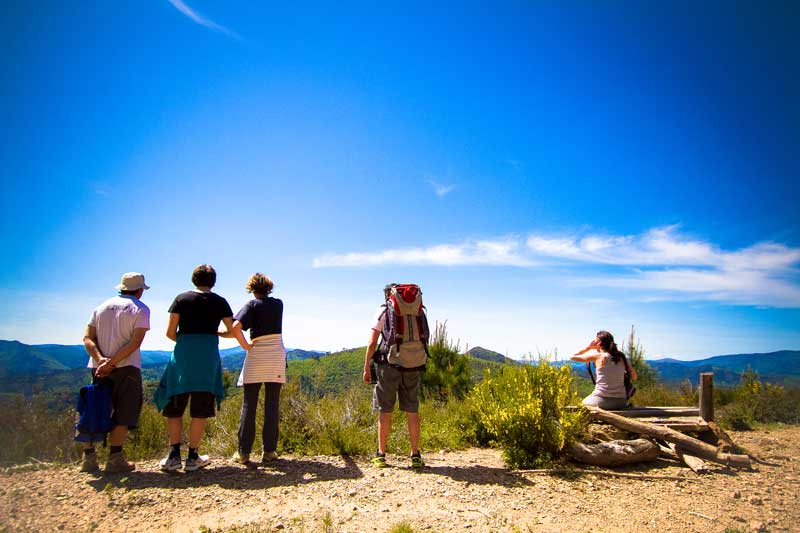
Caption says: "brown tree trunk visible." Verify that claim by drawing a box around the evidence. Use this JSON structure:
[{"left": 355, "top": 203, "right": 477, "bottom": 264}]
[
  {"left": 707, "top": 421, "right": 736, "bottom": 453},
  {"left": 568, "top": 439, "right": 660, "bottom": 467}
]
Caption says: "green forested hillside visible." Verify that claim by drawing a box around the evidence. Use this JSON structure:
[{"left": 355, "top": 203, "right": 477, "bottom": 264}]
[
  {"left": 287, "top": 348, "right": 365, "bottom": 395},
  {"left": 0, "top": 340, "right": 86, "bottom": 377}
]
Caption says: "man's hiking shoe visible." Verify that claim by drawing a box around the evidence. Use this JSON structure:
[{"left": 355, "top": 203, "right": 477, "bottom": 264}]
[
  {"left": 159, "top": 455, "right": 182, "bottom": 472},
  {"left": 80, "top": 452, "right": 99, "bottom": 473},
  {"left": 184, "top": 454, "right": 210, "bottom": 471},
  {"left": 261, "top": 451, "right": 278, "bottom": 463},
  {"left": 232, "top": 451, "right": 250, "bottom": 465},
  {"left": 372, "top": 453, "right": 387, "bottom": 468},
  {"left": 105, "top": 452, "right": 135, "bottom": 473},
  {"left": 411, "top": 453, "right": 424, "bottom": 470}
]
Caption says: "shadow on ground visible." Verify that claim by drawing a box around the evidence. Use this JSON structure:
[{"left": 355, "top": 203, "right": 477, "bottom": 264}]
[{"left": 86, "top": 456, "right": 362, "bottom": 491}]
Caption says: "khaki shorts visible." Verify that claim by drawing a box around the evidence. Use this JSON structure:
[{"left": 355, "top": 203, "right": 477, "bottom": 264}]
[{"left": 372, "top": 365, "right": 421, "bottom": 413}]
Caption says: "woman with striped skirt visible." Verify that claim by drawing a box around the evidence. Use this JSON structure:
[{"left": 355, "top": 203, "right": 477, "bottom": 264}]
[{"left": 220, "top": 273, "right": 286, "bottom": 465}]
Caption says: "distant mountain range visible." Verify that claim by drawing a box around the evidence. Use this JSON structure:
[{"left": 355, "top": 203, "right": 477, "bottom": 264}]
[
  {"left": 560, "top": 350, "right": 800, "bottom": 387},
  {"left": 1, "top": 339, "right": 797, "bottom": 396},
  {"left": 0, "top": 340, "right": 325, "bottom": 378},
  {"left": 646, "top": 350, "right": 800, "bottom": 386}
]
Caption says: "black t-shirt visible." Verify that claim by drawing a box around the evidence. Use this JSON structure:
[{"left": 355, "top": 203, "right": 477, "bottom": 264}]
[
  {"left": 168, "top": 291, "right": 233, "bottom": 335},
  {"left": 234, "top": 297, "right": 283, "bottom": 338}
]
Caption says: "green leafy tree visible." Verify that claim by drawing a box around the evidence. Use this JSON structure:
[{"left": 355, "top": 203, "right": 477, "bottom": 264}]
[
  {"left": 621, "top": 325, "right": 658, "bottom": 389},
  {"left": 421, "top": 321, "right": 472, "bottom": 402}
]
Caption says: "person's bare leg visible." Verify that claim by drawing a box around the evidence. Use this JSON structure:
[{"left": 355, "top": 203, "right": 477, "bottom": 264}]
[
  {"left": 378, "top": 412, "right": 392, "bottom": 454},
  {"left": 407, "top": 412, "right": 420, "bottom": 455},
  {"left": 167, "top": 417, "right": 183, "bottom": 445},
  {"left": 189, "top": 418, "right": 207, "bottom": 449},
  {"left": 109, "top": 425, "right": 129, "bottom": 447}
]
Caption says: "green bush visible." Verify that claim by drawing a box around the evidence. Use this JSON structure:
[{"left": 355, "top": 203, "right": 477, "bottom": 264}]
[
  {"left": 421, "top": 321, "right": 472, "bottom": 402},
  {"left": 468, "top": 359, "right": 585, "bottom": 468},
  {"left": 633, "top": 380, "right": 697, "bottom": 407},
  {"left": 719, "top": 368, "right": 800, "bottom": 430},
  {"left": 0, "top": 395, "right": 78, "bottom": 465}
]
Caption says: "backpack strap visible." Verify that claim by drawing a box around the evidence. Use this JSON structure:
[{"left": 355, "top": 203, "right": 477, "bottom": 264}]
[{"left": 585, "top": 362, "right": 596, "bottom": 385}]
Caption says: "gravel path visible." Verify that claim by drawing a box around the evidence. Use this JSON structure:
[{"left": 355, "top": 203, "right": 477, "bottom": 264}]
[{"left": 1, "top": 427, "right": 798, "bottom": 532}]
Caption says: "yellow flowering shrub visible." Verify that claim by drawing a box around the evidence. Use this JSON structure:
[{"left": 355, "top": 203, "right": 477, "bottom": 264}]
[{"left": 468, "top": 359, "right": 585, "bottom": 468}]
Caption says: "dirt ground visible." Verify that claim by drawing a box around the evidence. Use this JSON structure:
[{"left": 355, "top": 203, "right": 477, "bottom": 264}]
[{"left": 1, "top": 426, "right": 798, "bottom": 533}]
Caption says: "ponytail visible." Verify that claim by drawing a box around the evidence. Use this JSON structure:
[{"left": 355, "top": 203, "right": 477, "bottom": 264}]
[{"left": 596, "top": 330, "right": 624, "bottom": 364}]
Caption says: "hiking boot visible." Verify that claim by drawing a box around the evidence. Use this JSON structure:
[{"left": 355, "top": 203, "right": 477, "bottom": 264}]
[
  {"left": 232, "top": 451, "right": 250, "bottom": 465},
  {"left": 184, "top": 454, "right": 210, "bottom": 471},
  {"left": 260, "top": 451, "right": 278, "bottom": 464},
  {"left": 105, "top": 452, "right": 135, "bottom": 473},
  {"left": 372, "top": 452, "right": 387, "bottom": 468},
  {"left": 159, "top": 455, "right": 182, "bottom": 472},
  {"left": 80, "top": 452, "right": 99, "bottom": 473},
  {"left": 411, "top": 453, "right": 424, "bottom": 470}
]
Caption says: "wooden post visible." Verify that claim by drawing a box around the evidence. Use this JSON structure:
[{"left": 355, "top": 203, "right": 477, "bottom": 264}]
[{"left": 699, "top": 373, "right": 714, "bottom": 422}]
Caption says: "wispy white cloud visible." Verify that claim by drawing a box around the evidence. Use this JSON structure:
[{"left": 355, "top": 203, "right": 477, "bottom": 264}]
[
  {"left": 167, "top": 0, "right": 239, "bottom": 39},
  {"left": 533, "top": 226, "right": 800, "bottom": 307},
  {"left": 526, "top": 226, "right": 800, "bottom": 271},
  {"left": 313, "top": 238, "right": 534, "bottom": 268},
  {"left": 313, "top": 226, "right": 800, "bottom": 307},
  {"left": 428, "top": 180, "right": 455, "bottom": 197},
  {"left": 93, "top": 182, "right": 112, "bottom": 197}
]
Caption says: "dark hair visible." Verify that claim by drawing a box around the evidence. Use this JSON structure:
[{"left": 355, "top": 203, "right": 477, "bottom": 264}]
[
  {"left": 596, "top": 330, "right": 625, "bottom": 364},
  {"left": 246, "top": 273, "right": 274, "bottom": 295},
  {"left": 383, "top": 283, "right": 397, "bottom": 300},
  {"left": 119, "top": 289, "right": 140, "bottom": 296},
  {"left": 191, "top": 264, "right": 216, "bottom": 288}
]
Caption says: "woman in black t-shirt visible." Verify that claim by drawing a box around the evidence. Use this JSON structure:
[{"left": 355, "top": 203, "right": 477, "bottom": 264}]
[{"left": 220, "top": 273, "right": 287, "bottom": 465}]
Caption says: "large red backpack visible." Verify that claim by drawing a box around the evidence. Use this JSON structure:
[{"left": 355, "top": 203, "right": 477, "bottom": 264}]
[{"left": 377, "top": 284, "right": 430, "bottom": 370}]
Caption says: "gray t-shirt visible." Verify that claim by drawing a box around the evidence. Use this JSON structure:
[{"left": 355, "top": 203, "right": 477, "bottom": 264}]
[{"left": 87, "top": 295, "right": 151, "bottom": 369}]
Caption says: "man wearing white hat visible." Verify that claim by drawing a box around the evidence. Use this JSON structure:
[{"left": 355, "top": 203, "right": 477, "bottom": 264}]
[{"left": 79, "top": 272, "right": 151, "bottom": 473}]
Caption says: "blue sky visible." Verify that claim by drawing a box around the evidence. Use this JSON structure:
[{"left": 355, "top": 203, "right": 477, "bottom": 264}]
[{"left": 1, "top": 1, "right": 798, "bottom": 359}]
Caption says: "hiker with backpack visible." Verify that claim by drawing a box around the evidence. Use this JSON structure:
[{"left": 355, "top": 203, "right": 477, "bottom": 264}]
[
  {"left": 362, "top": 283, "right": 429, "bottom": 469},
  {"left": 153, "top": 264, "right": 252, "bottom": 471},
  {"left": 220, "top": 273, "right": 286, "bottom": 466},
  {"left": 571, "top": 330, "right": 637, "bottom": 410},
  {"left": 77, "top": 272, "right": 151, "bottom": 473}
]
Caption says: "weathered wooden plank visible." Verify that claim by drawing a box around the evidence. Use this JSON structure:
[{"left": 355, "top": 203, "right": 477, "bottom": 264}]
[
  {"left": 606, "top": 407, "right": 700, "bottom": 418},
  {"left": 566, "top": 406, "right": 700, "bottom": 418},
  {"left": 668, "top": 442, "right": 709, "bottom": 474}
]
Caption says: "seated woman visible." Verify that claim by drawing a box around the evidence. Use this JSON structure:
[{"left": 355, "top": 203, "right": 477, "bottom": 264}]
[{"left": 571, "top": 330, "right": 637, "bottom": 410}]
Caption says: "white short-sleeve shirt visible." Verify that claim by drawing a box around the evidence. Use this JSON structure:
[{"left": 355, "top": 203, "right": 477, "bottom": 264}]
[
  {"left": 87, "top": 295, "right": 151, "bottom": 368},
  {"left": 371, "top": 305, "right": 387, "bottom": 333}
]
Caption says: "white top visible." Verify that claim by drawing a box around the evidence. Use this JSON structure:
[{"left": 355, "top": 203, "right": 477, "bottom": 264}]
[
  {"left": 594, "top": 353, "right": 627, "bottom": 398},
  {"left": 237, "top": 334, "right": 287, "bottom": 385},
  {"left": 87, "top": 295, "right": 150, "bottom": 368},
  {"left": 371, "top": 305, "right": 387, "bottom": 332}
]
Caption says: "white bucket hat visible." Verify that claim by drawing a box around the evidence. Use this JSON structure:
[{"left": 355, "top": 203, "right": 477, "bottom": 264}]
[{"left": 116, "top": 272, "right": 150, "bottom": 291}]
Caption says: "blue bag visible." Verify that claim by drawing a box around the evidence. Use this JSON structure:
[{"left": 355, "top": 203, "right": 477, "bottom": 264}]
[{"left": 74, "top": 380, "right": 113, "bottom": 445}]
